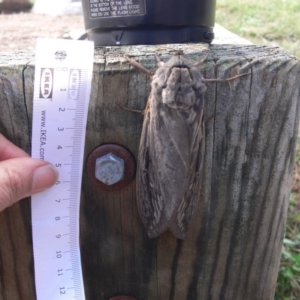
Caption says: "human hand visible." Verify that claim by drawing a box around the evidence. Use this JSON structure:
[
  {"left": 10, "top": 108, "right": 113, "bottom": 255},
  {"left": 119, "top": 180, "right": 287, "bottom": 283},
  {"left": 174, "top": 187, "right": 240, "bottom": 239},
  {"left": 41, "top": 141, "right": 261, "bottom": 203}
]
[{"left": 0, "top": 134, "right": 58, "bottom": 212}]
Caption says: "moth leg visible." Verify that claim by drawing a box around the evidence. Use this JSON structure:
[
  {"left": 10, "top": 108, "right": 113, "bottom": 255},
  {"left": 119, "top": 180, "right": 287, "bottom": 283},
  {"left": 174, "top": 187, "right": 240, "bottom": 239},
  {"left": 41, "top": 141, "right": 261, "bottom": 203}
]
[
  {"left": 154, "top": 45, "right": 174, "bottom": 51},
  {"left": 117, "top": 103, "right": 144, "bottom": 115},
  {"left": 155, "top": 53, "right": 164, "bottom": 67},
  {"left": 125, "top": 56, "right": 154, "bottom": 76},
  {"left": 203, "top": 72, "right": 251, "bottom": 83},
  {"left": 205, "top": 114, "right": 216, "bottom": 123},
  {"left": 117, "top": 100, "right": 149, "bottom": 116},
  {"left": 193, "top": 51, "right": 210, "bottom": 67},
  {"left": 186, "top": 45, "right": 209, "bottom": 52}
]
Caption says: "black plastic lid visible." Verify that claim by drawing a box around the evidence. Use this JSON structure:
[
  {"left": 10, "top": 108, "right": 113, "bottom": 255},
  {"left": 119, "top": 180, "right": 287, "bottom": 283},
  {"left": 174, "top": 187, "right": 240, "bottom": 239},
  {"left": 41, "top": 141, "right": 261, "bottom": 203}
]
[{"left": 81, "top": 0, "right": 216, "bottom": 45}]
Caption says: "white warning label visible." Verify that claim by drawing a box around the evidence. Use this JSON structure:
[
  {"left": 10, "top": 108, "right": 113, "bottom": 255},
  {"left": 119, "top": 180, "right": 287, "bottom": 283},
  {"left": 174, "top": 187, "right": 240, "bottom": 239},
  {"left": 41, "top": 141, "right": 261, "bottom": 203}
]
[{"left": 89, "top": 0, "right": 146, "bottom": 18}]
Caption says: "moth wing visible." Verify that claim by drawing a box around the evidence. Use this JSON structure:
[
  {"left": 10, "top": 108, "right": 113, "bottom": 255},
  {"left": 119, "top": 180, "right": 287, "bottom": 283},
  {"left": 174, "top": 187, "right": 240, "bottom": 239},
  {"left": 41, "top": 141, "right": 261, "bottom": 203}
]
[
  {"left": 169, "top": 100, "right": 205, "bottom": 239},
  {"left": 137, "top": 96, "right": 169, "bottom": 238},
  {"left": 137, "top": 94, "right": 191, "bottom": 238}
]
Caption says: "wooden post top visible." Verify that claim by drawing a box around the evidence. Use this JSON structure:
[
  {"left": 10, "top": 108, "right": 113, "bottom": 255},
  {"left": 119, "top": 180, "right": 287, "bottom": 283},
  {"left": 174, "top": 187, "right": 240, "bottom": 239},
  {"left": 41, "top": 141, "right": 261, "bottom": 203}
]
[{"left": 0, "top": 41, "right": 299, "bottom": 299}]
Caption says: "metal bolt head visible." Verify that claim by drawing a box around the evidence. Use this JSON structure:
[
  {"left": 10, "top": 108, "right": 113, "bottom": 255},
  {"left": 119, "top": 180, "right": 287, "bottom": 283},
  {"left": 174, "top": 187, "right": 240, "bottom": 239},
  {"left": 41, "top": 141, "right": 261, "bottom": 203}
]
[
  {"left": 95, "top": 152, "right": 124, "bottom": 185},
  {"left": 86, "top": 144, "right": 136, "bottom": 190}
]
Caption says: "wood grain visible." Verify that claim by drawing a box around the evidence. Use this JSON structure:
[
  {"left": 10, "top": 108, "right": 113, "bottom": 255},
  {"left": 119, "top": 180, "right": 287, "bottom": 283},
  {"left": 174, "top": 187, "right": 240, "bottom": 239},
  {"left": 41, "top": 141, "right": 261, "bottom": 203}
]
[{"left": 0, "top": 44, "right": 299, "bottom": 300}]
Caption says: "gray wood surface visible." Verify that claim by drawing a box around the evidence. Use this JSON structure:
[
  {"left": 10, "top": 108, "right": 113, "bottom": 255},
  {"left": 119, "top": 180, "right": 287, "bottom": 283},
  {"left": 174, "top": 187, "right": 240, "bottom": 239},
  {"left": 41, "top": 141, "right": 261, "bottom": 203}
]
[{"left": 0, "top": 44, "right": 299, "bottom": 300}]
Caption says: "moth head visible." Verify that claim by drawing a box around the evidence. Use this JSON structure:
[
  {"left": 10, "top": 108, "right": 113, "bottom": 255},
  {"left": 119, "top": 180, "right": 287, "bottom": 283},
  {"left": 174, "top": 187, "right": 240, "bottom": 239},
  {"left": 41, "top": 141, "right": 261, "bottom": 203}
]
[
  {"left": 152, "top": 53, "right": 207, "bottom": 106},
  {"left": 161, "top": 67, "right": 197, "bottom": 109}
]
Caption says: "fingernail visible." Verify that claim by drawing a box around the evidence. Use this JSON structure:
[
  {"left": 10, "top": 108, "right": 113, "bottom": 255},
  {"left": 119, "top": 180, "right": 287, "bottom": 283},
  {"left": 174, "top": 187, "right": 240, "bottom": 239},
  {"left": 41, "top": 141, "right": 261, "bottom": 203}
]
[{"left": 32, "top": 164, "right": 59, "bottom": 193}]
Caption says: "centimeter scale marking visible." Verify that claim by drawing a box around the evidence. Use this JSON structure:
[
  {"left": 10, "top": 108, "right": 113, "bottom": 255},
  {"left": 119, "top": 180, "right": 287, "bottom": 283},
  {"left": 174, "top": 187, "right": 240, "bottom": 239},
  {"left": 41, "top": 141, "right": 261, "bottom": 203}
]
[{"left": 31, "top": 39, "right": 94, "bottom": 300}]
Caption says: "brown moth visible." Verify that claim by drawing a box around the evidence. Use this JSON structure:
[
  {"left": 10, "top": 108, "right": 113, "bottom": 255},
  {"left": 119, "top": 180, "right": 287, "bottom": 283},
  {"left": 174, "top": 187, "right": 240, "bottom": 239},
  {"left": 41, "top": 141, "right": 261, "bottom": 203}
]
[{"left": 124, "top": 51, "right": 249, "bottom": 239}]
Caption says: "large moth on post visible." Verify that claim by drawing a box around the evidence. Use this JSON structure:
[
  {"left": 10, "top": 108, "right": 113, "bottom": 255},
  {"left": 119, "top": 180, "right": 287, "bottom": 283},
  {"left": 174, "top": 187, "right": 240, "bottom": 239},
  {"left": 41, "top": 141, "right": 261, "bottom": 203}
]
[{"left": 124, "top": 51, "right": 249, "bottom": 239}]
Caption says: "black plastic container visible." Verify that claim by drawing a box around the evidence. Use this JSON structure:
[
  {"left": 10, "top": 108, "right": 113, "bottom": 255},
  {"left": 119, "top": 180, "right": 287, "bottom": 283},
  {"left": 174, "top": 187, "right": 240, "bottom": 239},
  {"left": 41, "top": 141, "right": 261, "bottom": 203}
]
[{"left": 81, "top": 0, "right": 216, "bottom": 46}]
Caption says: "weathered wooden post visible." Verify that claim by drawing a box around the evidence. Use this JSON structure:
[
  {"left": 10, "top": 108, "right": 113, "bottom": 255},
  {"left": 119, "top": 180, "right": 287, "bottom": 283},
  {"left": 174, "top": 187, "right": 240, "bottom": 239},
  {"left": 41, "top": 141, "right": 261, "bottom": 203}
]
[{"left": 0, "top": 43, "right": 299, "bottom": 300}]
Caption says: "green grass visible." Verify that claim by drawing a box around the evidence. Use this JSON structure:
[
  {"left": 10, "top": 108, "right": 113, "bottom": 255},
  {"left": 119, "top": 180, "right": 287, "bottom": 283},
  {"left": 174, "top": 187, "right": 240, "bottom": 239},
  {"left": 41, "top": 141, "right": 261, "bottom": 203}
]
[
  {"left": 216, "top": 0, "right": 300, "bottom": 58},
  {"left": 276, "top": 194, "right": 300, "bottom": 299},
  {"left": 216, "top": 1, "right": 300, "bottom": 298}
]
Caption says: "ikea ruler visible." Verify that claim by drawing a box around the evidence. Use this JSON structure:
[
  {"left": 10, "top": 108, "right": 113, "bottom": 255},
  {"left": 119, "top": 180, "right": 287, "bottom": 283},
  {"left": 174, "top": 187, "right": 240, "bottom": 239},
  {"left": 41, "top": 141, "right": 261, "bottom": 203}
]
[{"left": 31, "top": 38, "right": 94, "bottom": 300}]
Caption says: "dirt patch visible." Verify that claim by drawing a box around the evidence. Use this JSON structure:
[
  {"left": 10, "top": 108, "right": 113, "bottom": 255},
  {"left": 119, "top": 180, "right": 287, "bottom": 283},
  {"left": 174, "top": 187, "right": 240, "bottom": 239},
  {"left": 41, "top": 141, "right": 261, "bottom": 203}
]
[{"left": 0, "top": 12, "right": 85, "bottom": 52}]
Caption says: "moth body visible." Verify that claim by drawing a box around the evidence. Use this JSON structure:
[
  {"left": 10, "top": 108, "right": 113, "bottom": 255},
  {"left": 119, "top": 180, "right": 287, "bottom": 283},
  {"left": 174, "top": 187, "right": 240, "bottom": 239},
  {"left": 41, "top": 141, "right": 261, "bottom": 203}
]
[
  {"left": 125, "top": 51, "right": 250, "bottom": 239},
  {"left": 137, "top": 53, "right": 206, "bottom": 239}
]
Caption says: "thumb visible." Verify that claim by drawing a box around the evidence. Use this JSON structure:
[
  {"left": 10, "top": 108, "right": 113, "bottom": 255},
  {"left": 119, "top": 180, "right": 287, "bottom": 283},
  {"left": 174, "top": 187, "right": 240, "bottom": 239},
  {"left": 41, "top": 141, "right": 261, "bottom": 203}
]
[{"left": 0, "top": 157, "right": 58, "bottom": 212}]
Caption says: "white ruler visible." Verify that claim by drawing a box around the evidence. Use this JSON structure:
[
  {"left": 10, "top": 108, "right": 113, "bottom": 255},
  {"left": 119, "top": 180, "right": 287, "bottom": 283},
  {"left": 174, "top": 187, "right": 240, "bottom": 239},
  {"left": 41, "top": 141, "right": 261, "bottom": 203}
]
[{"left": 31, "top": 39, "right": 94, "bottom": 300}]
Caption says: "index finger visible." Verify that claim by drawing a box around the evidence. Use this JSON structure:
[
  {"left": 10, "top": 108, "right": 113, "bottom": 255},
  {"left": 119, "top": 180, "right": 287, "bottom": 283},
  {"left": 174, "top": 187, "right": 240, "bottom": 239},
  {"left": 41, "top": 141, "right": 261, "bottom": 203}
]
[{"left": 0, "top": 134, "right": 29, "bottom": 161}]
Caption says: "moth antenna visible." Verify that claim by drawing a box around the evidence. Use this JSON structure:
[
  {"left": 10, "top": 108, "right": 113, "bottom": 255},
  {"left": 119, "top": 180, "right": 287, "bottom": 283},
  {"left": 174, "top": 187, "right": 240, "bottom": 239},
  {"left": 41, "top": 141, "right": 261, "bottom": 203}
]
[
  {"left": 203, "top": 72, "right": 251, "bottom": 83},
  {"left": 125, "top": 56, "right": 154, "bottom": 77},
  {"left": 193, "top": 51, "right": 210, "bottom": 67},
  {"left": 155, "top": 53, "right": 164, "bottom": 67}
]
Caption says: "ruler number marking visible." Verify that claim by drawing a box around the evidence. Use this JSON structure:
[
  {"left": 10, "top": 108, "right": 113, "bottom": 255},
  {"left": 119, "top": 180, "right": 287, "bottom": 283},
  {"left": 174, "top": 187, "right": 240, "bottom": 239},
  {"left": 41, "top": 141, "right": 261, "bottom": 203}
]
[{"left": 60, "top": 287, "right": 66, "bottom": 295}]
